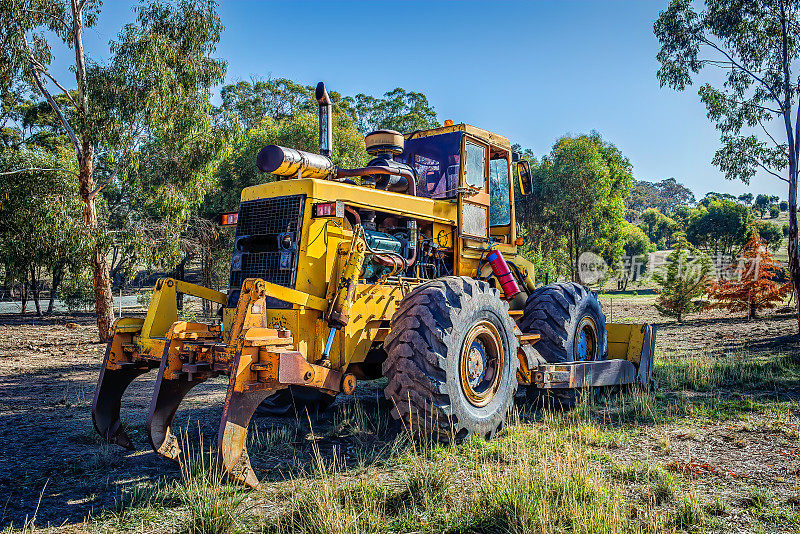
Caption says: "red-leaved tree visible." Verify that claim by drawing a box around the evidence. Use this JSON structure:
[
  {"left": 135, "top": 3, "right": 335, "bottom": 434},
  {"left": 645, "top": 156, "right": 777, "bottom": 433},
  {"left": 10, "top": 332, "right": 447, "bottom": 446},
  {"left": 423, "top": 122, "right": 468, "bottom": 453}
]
[{"left": 705, "top": 232, "right": 791, "bottom": 319}]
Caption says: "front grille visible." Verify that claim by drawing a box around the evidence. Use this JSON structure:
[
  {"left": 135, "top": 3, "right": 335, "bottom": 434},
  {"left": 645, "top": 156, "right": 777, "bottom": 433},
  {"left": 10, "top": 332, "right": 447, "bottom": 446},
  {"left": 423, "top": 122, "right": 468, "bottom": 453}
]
[
  {"left": 236, "top": 195, "right": 304, "bottom": 237},
  {"left": 228, "top": 195, "right": 305, "bottom": 307},
  {"left": 229, "top": 252, "right": 293, "bottom": 291}
]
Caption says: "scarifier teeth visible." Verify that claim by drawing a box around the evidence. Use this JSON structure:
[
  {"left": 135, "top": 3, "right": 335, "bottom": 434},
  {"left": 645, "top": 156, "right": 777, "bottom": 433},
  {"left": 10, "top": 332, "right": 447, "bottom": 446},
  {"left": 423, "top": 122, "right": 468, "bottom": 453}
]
[
  {"left": 218, "top": 387, "right": 279, "bottom": 487},
  {"left": 92, "top": 364, "right": 152, "bottom": 450},
  {"left": 147, "top": 375, "right": 207, "bottom": 461}
]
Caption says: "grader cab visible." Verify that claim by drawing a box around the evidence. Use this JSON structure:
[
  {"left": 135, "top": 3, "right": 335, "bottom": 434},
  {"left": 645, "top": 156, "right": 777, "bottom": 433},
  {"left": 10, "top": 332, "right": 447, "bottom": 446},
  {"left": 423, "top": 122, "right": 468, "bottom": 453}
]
[{"left": 92, "top": 82, "right": 655, "bottom": 487}]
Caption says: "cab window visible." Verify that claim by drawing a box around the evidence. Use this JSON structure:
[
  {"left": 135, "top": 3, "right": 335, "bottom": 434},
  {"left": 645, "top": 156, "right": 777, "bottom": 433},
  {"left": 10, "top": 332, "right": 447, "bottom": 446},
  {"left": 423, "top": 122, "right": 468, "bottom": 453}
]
[
  {"left": 489, "top": 158, "right": 511, "bottom": 226},
  {"left": 464, "top": 141, "right": 486, "bottom": 189}
]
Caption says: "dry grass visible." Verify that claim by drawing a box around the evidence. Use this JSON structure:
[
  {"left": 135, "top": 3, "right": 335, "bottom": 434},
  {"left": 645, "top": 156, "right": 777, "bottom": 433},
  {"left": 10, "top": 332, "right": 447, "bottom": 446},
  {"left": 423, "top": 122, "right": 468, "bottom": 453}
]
[
  {"left": 8, "top": 346, "right": 798, "bottom": 533},
  {"left": 655, "top": 348, "right": 799, "bottom": 391}
]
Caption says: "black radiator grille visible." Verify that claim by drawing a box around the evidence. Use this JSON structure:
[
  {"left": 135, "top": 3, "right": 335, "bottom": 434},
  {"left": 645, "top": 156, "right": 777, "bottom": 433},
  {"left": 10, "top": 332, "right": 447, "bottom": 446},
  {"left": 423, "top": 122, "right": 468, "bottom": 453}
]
[
  {"left": 229, "top": 252, "right": 293, "bottom": 291},
  {"left": 236, "top": 195, "right": 304, "bottom": 237},
  {"left": 228, "top": 194, "right": 305, "bottom": 307}
]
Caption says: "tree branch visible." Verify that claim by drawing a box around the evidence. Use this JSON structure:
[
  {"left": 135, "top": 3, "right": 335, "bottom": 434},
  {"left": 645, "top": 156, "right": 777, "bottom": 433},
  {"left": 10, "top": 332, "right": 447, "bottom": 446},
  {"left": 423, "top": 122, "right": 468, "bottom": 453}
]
[
  {"left": 21, "top": 8, "right": 71, "bottom": 34},
  {"left": 30, "top": 61, "right": 79, "bottom": 111},
  {"left": 89, "top": 134, "right": 134, "bottom": 198},
  {"left": 756, "top": 160, "right": 789, "bottom": 182},
  {"left": 759, "top": 120, "right": 784, "bottom": 150},
  {"left": 702, "top": 38, "right": 785, "bottom": 111},
  {"left": 0, "top": 167, "right": 78, "bottom": 177},
  {"left": 28, "top": 58, "right": 83, "bottom": 161},
  {"left": 19, "top": 31, "right": 83, "bottom": 161}
]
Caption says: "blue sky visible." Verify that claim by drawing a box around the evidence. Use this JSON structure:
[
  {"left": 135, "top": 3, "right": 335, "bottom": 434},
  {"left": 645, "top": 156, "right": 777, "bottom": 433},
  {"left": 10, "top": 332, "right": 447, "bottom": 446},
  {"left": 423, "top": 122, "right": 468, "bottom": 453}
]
[{"left": 51, "top": 0, "right": 787, "bottom": 199}]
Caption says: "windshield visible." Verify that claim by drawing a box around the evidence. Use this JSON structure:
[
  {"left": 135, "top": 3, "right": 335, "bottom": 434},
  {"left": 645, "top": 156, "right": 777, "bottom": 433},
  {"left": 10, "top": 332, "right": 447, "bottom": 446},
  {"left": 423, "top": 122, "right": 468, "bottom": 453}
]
[
  {"left": 396, "top": 132, "right": 461, "bottom": 198},
  {"left": 490, "top": 158, "right": 511, "bottom": 226}
]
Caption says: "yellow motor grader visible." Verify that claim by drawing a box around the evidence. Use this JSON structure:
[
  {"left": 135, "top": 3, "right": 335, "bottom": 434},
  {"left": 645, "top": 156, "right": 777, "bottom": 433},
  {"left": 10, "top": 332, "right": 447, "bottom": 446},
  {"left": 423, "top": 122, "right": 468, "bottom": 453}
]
[{"left": 92, "top": 82, "right": 655, "bottom": 487}]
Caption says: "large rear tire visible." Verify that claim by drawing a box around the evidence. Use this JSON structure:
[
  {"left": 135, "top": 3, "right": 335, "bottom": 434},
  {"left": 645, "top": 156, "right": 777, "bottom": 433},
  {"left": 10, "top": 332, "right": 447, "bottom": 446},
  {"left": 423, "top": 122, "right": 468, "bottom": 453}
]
[
  {"left": 518, "top": 282, "right": 607, "bottom": 406},
  {"left": 383, "top": 276, "right": 519, "bottom": 442}
]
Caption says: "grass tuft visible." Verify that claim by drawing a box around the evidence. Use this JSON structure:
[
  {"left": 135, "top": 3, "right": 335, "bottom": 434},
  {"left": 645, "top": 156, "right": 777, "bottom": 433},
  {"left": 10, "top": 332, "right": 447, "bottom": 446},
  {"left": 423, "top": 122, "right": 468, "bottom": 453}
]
[{"left": 175, "top": 435, "right": 247, "bottom": 534}]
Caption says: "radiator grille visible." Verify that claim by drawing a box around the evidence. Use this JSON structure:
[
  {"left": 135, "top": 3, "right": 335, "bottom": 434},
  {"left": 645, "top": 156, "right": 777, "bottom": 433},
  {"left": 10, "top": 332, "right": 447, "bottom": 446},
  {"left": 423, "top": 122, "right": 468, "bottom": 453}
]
[
  {"left": 229, "top": 252, "right": 293, "bottom": 291},
  {"left": 236, "top": 195, "right": 304, "bottom": 237},
  {"left": 228, "top": 195, "right": 305, "bottom": 307}
]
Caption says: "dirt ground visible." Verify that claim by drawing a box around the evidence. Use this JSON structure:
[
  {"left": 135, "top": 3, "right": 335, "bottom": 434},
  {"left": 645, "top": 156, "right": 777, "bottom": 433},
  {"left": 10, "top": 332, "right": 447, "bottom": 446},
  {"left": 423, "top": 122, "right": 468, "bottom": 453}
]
[{"left": 0, "top": 298, "right": 798, "bottom": 531}]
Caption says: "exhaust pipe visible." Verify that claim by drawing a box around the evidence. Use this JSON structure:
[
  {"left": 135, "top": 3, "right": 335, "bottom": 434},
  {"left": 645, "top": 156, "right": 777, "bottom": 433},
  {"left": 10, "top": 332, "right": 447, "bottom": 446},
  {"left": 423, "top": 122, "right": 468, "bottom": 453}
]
[{"left": 316, "top": 82, "right": 332, "bottom": 157}]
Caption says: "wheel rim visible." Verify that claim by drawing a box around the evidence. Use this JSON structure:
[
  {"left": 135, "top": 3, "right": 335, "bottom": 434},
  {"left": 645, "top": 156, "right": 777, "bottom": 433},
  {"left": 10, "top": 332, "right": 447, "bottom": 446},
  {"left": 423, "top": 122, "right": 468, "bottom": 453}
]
[
  {"left": 574, "top": 316, "right": 598, "bottom": 361},
  {"left": 459, "top": 320, "right": 504, "bottom": 407}
]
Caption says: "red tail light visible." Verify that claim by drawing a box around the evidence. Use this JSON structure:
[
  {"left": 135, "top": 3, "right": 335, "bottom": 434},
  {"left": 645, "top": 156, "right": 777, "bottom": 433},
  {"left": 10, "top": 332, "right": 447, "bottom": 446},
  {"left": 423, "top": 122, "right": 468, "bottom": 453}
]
[
  {"left": 313, "top": 201, "right": 344, "bottom": 218},
  {"left": 220, "top": 212, "right": 238, "bottom": 226}
]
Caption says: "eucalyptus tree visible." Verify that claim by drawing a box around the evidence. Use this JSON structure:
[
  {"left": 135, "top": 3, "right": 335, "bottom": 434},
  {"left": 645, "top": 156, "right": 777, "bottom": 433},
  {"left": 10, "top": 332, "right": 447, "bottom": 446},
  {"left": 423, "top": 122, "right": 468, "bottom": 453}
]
[
  {"left": 0, "top": 0, "right": 225, "bottom": 339},
  {"left": 523, "top": 132, "right": 633, "bottom": 283},
  {"left": 655, "top": 0, "right": 800, "bottom": 328},
  {"left": 344, "top": 88, "right": 440, "bottom": 134}
]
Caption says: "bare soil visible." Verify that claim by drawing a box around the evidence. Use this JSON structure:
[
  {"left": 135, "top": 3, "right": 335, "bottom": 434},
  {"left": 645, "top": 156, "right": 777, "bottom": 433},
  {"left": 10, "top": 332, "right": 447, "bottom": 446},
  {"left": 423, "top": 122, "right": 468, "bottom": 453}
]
[{"left": 0, "top": 300, "right": 798, "bottom": 531}]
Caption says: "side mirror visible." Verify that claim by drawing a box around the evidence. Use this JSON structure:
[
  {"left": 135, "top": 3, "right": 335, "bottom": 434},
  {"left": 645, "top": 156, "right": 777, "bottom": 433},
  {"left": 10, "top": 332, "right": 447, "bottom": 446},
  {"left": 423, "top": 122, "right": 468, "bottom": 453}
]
[{"left": 516, "top": 160, "right": 532, "bottom": 196}]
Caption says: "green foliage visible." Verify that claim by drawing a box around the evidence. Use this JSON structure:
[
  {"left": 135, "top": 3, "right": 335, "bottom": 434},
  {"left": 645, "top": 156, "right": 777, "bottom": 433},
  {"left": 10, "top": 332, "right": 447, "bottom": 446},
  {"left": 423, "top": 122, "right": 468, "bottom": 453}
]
[
  {"left": 621, "top": 222, "right": 652, "bottom": 257},
  {"left": 685, "top": 198, "right": 753, "bottom": 257},
  {"left": 0, "top": 136, "right": 88, "bottom": 312},
  {"left": 343, "top": 88, "right": 439, "bottom": 134},
  {"left": 755, "top": 222, "right": 784, "bottom": 252},
  {"left": 738, "top": 192, "right": 754, "bottom": 205},
  {"left": 215, "top": 79, "right": 440, "bottom": 137},
  {"left": 779, "top": 200, "right": 788, "bottom": 211},
  {"left": 639, "top": 207, "right": 677, "bottom": 248},
  {"left": 59, "top": 269, "right": 94, "bottom": 313},
  {"left": 669, "top": 204, "right": 694, "bottom": 231},
  {"left": 627, "top": 177, "right": 695, "bottom": 214},
  {"left": 652, "top": 237, "right": 711, "bottom": 322},
  {"left": 655, "top": 0, "right": 800, "bottom": 312},
  {"left": 519, "top": 241, "right": 569, "bottom": 285},
  {"left": 201, "top": 112, "right": 367, "bottom": 215},
  {"left": 0, "top": 0, "right": 228, "bottom": 304},
  {"left": 769, "top": 204, "right": 780, "bottom": 219},
  {"left": 702, "top": 192, "right": 737, "bottom": 205},
  {"left": 215, "top": 78, "right": 317, "bottom": 132},
  {"left": 91, "top": 0, "right": 227, "bottom": 271},
  {"left": 518, "top": 131, "right": 633, "bottom": 282},
  {"left": 754, "top": 194, "right": 771, "bottom": 218}
]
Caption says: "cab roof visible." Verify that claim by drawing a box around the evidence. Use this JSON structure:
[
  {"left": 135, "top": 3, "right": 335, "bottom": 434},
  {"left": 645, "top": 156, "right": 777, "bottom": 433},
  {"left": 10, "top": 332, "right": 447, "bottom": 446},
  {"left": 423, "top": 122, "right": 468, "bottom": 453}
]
[{"left": 404, "top": 123, "right": 511, "bottom": 151}]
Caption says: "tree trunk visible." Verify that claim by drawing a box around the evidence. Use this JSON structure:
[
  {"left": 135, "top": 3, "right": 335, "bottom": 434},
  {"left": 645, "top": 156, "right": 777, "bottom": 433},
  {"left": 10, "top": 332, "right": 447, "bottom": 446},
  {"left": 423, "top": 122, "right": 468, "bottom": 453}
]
[
  {"left": 20, "top": 278, "right": 27, "bottom": 314},
  {"left": 176, "top": 259, "right": 185, "bottom": 311},
  {"left": 48, "top": 265, "right": 63, "bottom": 315},
  {"left": 788, "top": 172, "right": 799, "bottom": 332},
  {"left": 78, "top": 141, "right": 115, "bottom": 340},
  {"left": 71, "top": 2, "right": 114, "bottom": 341},
  {"left": 30, "top": 266, "right": 42, "bottom": 317}
]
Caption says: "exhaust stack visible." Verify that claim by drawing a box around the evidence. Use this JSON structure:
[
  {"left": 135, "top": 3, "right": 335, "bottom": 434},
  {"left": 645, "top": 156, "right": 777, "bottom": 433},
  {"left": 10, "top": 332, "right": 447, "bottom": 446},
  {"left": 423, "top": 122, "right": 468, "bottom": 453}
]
[{"left": 316, "top": 81, "right": 332, "bottom": 157}]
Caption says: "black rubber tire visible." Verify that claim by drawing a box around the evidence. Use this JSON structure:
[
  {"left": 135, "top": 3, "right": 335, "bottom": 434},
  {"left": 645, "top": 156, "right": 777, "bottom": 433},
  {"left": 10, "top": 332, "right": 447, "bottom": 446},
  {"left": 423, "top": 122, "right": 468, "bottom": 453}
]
[
  {"left": 517, "top": 282, "right": 607, "bottom": 407},
  {"left": 518, "top": 282, "right": 607, "bottom": 363},
  {"left": 255, "top": 386, "right": 336, "bottom": 417},
  {"left": 383, "top": 276, "right": 519, "bottom": 442}
]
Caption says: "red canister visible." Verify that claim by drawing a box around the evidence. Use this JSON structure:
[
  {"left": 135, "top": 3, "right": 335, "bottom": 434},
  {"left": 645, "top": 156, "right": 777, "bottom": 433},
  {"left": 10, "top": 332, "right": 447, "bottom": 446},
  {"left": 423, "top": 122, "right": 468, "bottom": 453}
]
[{"left": 486, "top": 249, "right": 521, "bottom": 299}]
